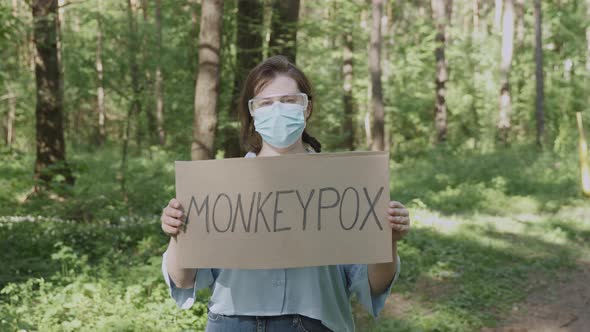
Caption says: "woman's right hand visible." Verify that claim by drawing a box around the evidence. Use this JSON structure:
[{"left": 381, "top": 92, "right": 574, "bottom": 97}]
[
  {"left": 162, "top": 198, "right": 196, "bottom": 288},
  {"left": 161, "top": 198, "right": 184, "bottom": 236}
]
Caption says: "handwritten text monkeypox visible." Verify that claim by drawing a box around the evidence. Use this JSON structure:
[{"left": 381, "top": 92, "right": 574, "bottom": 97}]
[{"left": 184, "top": 186, "right": 385, "bottom": 234}]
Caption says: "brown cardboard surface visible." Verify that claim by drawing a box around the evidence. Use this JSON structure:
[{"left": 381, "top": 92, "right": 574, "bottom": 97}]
[{"left": 174, "top": 151, "right": 392, "bottom": 269}]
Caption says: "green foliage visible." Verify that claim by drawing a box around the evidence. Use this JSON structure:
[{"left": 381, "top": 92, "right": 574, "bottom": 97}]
[
  {"left": 391, "top": 145, "right": 583, "bottom": 214},
  {"left": 1, "top": 0, "right": 590, "bottom": 331},
  {"left": 2, "top": 0, "right": 589, "bottom": 155},
  {"left": 0, "top": 144, "right": 177, "bottom": 220},
  {"left": 2, "top": 145, "right": 589, "bottom": 331},
  {"left": 0, "top": 217, "right": 208, "bottom": 332}
]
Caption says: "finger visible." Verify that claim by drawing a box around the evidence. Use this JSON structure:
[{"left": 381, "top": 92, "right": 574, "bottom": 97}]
[
  {"left": 389, "top": 219, "right": 410, "bottom": 228},
  {"left": 162, "top": 223, "right": 179, "bottom": 235},
  {"left": 394, "top": 216, "right": 410, "bottom": 225},
  {"left": 388, "top": 215, "right": 410, "bottom": 224},
  {"left": 161, "top": 214, "right": 182, "bottom": 227},
  {"left": 399, "top": 224, "right": 410, "bottom": 233},
  {"left": 169, "top": 198, "right": 181, "bottom": 209},
  {"left": 163, "top": 215, "right": 183, "bottom": 227},
  {"left": 389, "top": 201, "right": 404, "bottom": 208},
  {"left": 387, "top": 208, "right": 409, "bottom": 217},
  {"left": 390, "top": 222, "right": 410, "bottom": 233},
  {"left": 165, "top": 206, "right": 183, "bottom": 219}
]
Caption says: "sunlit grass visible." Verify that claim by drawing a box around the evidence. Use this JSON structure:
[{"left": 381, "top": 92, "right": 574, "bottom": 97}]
[{"left": 363, "top": 204, "right": 590, "bottom": 331}]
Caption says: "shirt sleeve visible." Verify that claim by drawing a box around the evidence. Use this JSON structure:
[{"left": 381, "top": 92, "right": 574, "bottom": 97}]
[
  {"left": 161, "top": 250, "right": 216, "bottom": 309},
  {"left": 344, "top": 254, "right": 401, "bottom": 317}
]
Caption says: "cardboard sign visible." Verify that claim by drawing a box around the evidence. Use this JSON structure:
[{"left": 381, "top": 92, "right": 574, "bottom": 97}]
[{"left": 174, "top": 151, "right": 392, "bottom": 269}]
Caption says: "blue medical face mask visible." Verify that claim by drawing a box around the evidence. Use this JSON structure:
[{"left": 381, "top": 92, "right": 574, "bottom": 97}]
[{"left": 253, "top": 102, "right": 306, "bottom": 148}]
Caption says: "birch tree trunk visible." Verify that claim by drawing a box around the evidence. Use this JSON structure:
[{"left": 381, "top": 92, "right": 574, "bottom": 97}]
[
  {"left": 472, "top": 0, "right": 479, "bottom": 35},
  {"left": 96, "top": 0, "right": 106, "bottom": 145},
  {"left": 140, "top": 0, "right": 157, "bottom": 145},
  {"left": 155, "top": 0, "right": 165, "bottom": 145},
  {"left": 576, "top": 113, "right": 590, "bottom": 196},
  {"left": 586, "top": 0, "right": 590, "bottom": 72},
  {"left": 431, "top": 0, "right": 452, "bottom": 144},
  {"left": 5, "top": 0, "right": 18, "bottom": 147},
  {"left": 493, "top": 0, "right": 503, "bottom": 32},
  {"left": 534, "top": 0, "right": 545, "bottom": 148},
  {"left": 121, "top": 0, "right": 142, "bottom": 200},
  {"left": 497, "top": 0, "right": 514, "bottom": 145},
  {"left": 342, "top": 30, "right": 355, "bottom": 150},
  {"left": 369, "top": 0, "right": 385, "bottom": 151}
]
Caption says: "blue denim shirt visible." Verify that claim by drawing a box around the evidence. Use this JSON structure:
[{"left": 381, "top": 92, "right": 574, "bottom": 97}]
[{"left": 162, "top": 151, "right": 400, "bottom": 332}]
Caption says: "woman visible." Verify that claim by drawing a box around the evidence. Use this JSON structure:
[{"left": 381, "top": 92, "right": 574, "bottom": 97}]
[{"left": 160, "top": 56, "right": 411, "bottom": 332}]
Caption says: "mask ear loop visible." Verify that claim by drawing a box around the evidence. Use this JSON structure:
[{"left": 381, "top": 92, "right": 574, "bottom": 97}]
[{"left": 304, "top": 94, "right": 312, "bottom": 119}]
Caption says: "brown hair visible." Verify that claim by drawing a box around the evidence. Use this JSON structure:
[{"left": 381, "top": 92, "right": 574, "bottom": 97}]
[{"left": 238, "top": 55, "right": 322, "bottom": 154}]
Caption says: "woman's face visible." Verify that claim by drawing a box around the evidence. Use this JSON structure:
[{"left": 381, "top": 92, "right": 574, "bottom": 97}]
[
  {"left": 255, "top": 75, "right": 300, "bottom": 98},
  {"left": 254, "top": 75, "right": 310, "bottom": 118}
]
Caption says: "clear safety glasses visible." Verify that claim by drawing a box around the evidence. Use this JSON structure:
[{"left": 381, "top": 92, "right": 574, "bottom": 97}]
[{"left": 248, "top": 93, "right": 309, "bottom": 116}]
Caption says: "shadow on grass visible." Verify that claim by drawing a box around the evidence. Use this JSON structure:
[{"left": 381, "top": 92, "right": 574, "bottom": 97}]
[
  {"left": 359, "top": 219, "right": 584, "bottom": 331},
  {"left": 391, "top": 145, "right": 582, "bottom": 215},
  {"left": 525, "top": 219, "right": 590, "bottom": 246},
  {"left": 0, "top": 218, "right": 166, "bottom": 289},
  {"left": 0, "top": 217, "right": 211, "bottom": 332}
]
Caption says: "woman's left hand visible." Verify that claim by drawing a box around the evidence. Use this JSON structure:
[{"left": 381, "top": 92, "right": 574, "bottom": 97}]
[{"left": 387, "top": 201, "right": 410, "bottom": 242}]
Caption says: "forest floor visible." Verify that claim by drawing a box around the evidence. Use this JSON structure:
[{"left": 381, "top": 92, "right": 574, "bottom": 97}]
[
  {"left": 380, "top": 259, "right": 590, "bottom": 332},
  {"left": 358, "top": 206, "right": 590, "bottom": 332},
  {"left": 482, "top": 261, "right": 590, "bottom": 332}
]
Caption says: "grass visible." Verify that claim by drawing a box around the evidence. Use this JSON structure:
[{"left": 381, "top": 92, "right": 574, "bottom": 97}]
[
  {"left": 1, "top": 145, "right": 589, "bottom": 331},
  {"left": 359, "top": 206, "right": 590, "bottom": 331},
  {"left": 0, "top": 216, "right": 209, "bottom": 331},
  {"left": 390, "top": 145, "right": 584, "bottom": 215}
]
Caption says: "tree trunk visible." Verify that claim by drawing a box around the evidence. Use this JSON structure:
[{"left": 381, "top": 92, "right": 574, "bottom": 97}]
[
  {"left": 96, "top": 0, "right": 106, "bottom": 145},
  {"left": 191, "top": 0, "right": 223, "bottom": 161},
  {"left": 141, "top": 0, "right": 157, "bottom": 146},
  {"left": 57, "top": 0, "right": 67, "bottom": 138},
  {"left": 121, "top": 0, "right": 142, "bottom": 201},
  {"left": 5, "top": 89, "right": 16, "bottom": 148},
  {"left": 32, "top": 0, "right": 74, "bottom": 188},
  {"left": 369, "top": 0, "right": 385, "bottom": 151},
  {"left": 497, "top": 0, "right": 514, "bottom": 145},
  {"left": 269, "top": 0, "right": 300, "bottom": 63},
  {"left": 27, "top": 2, "right": 36, "bottom": 72},
  {"left": 342, "top": 30, "right": 355, "bottom": 150},
  {"left": 515, "top": 0, "right": 525, "bottom": 47},
  {"left": 472, "top": 0, "right": 479, "bottom": 35},
  {"left": 586, "top": 0, "right": 590, "bottom": 73},
  {"left": 190, "top": 0, "right": 200, "bottom": 85},
  {"left": 223, "top": 0, "right": 263, "bottom": 158},
  {"left": 432, "top": 0, "right": 451, "bottom": 144},
  {"left": 534, "top": 0, "right": 545, "bottom": 148},
  {"left": 360, "top": 8, "right": 372, "bottom": 148},
  {"left": 576, "top": 113, "right": 590, "bottom": 196},
  {"left": 5, "top": 0, "right": 18, "bottom": 148},
  {"left": 382, "top": 1, "right": 394, "bottom": 152},
  {"left": 155, "top": 0, "right": 165, "bottom": 145},
  {"left": 493, "top": 0, "right": 503, "bottom": 32},
  {"left": 128, "top": 0, "right": 142, "bottom": 145}
]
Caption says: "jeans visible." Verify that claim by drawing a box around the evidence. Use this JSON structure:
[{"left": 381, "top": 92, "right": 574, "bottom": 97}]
[{"left": 204, "top": 311, "right": 333, "bottom": 332}]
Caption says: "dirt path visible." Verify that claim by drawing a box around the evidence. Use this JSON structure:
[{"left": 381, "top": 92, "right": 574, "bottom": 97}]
[
  {"left": 482, "top": 263, "right": 590, "bottom": 332},
  {"left": 376, "top": 262, "right": 590, "bottom": 332}
]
